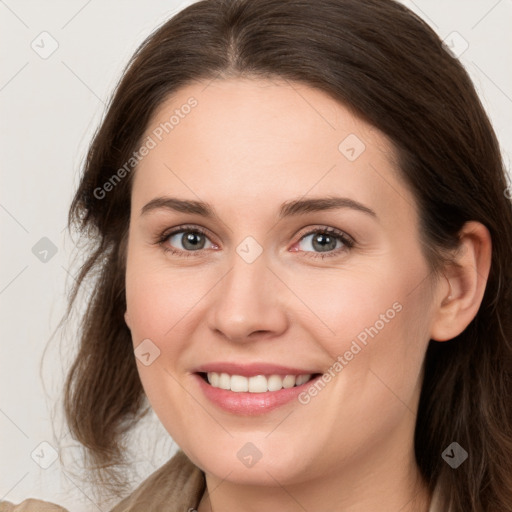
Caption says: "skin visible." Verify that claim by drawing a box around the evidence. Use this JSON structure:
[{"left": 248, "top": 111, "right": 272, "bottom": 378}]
[{"left": 124, "top": 78, "right": 492, "bottom": 512}]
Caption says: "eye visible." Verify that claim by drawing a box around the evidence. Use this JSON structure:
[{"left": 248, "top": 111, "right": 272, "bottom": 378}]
[
  {"left": 157, "top": 225, "right": 217, "bottom": 256},
  {"left": 293, "top": 227, "right": 354, "bottom": 258},
  {"left": 155, "top": 224, "right": 354, "bottom": 259}
]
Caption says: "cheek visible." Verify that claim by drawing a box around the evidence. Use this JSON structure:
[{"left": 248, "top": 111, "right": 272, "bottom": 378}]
[
  {"left": 290, "top": 255, "right": 432, "bottom": 393},
  {"left": 282, "top": 264, "right": 415, "bottom": 351},
  {"left": 125, "top": 250, "right": 206, "bottom": 343},
  {"left": 124, "top": 248, "right": 205, "bottom": 433},
  {"left": 291, "top": 273, "right": 431, "bottom": 465}
]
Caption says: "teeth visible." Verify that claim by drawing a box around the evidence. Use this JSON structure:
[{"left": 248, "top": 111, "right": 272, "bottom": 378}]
[
  {"left": 268, "top": 375, "right": 283, "bottom": 392},
  {"left": 295, "top": 374, "right": 312, "bottom": 386},
  {"left": 248, "top": 375, "right": 267, "bottom": 393},
  {"left": 206, "top": 372, "right": 312, "bottom": 392},
  {"left": 230, "top": 375, "right": 248, "bottom": 392},
  {"left": 219, "top": 373, "right": 230, "bottom": 390}
]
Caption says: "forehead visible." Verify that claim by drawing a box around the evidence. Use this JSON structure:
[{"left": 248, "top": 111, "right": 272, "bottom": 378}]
[{"left": 132, "top": 78, "right": 415, "bottom": 222}]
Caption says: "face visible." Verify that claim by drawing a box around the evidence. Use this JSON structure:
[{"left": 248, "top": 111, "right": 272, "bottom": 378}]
[{"left": 124, "top": 78, "right": 437, "bottom": 486}]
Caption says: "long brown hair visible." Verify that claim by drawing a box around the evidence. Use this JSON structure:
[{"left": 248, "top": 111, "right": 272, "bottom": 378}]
[{"left": 64, "top": 0, "right": 512, "bottom": 509}]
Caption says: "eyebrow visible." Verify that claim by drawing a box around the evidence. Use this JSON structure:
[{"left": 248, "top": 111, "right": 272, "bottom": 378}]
[{"left": 140, "top": 196, "right": 377, "bottom": 219}]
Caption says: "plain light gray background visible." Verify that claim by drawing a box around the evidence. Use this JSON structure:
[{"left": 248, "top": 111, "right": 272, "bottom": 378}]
[{"left": 1, "top": 0, "right": 511, "bottom": 509}]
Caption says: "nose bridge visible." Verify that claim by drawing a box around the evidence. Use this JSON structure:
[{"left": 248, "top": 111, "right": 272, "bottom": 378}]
[{"left": 207, "top": 244, "right": 288, "bottom": 342}]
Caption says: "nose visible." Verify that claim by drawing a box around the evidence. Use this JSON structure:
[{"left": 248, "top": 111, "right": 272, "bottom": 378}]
[{"left": 206, "top": 251, "right": 289, "bottom": 344}]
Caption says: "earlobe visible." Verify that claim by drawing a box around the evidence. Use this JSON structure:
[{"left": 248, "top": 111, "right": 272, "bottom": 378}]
[{"left": 430, "top": 221, "right": 492, "bottom": 342}]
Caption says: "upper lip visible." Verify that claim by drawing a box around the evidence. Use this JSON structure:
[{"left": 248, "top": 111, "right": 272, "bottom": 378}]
[{"left": 193, "top": 362, "right": 319, "bottom": 377}]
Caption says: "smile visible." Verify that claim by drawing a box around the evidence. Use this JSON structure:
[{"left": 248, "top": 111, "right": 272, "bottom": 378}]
[
  {"left": 193, "top": 364, "right": 323, "bottom": 415},
  {"left": 203, "top": 372, "right": 315, "bottom": 392}
]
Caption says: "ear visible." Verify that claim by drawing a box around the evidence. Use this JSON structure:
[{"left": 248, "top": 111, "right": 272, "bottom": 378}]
[
  {"left": 430, "top": 221, "right": 492, "bottom": 342},
  {"left": 124, "top": 311, "right": 131, "bottom": 330}
]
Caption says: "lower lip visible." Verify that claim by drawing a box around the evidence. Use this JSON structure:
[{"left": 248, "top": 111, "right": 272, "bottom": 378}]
[{"left": 194, "top": 374, "right": 320, "bottom": 415}]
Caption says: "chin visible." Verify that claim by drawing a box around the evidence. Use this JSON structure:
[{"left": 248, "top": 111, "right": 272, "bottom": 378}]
[{"left": 183, "top": 437, "right": 315, "bottom": 486}]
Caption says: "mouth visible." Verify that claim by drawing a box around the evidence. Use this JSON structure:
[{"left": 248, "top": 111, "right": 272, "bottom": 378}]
[
  {"left": 193, "top": 369, "right": 323, "bottom": 415},
  {"left": 197, "top": 371, "right": 320, "bottom": 393}
]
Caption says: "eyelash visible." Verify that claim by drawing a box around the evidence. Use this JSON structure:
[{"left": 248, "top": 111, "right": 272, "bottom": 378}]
[{"left": 154, "top": 224, "right": 355, "bottom": 260}]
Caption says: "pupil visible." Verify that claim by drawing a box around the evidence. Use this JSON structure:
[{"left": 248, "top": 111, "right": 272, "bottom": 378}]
[
  {"left": 182, "top": 232, "right": 205, "bottom": 250},
  {"left": 313, "top": 233, "right": 336, "bottom": 252}
]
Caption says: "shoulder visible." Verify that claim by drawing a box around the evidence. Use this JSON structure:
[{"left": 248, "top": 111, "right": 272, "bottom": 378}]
[
  {"left": 1, "top": 451, "right": 204, "bottom": 512},
  {"left": 111, "top": 449, "right": 206, "bottom": 511},
  {"left": 0, "top": 499, "right": 68, "bottom": 511}
]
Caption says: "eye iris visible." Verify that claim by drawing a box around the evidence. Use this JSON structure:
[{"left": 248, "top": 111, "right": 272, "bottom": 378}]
[
  {"left": 312, "top": 233, "right": 337, "bottom": 252},
  {"left": 182, "top": 231, "right": 205, "bottom": 250}
]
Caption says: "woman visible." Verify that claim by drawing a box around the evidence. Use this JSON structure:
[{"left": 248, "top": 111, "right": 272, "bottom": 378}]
[{"left": 2, "top": 0, "right": 511, "bottom": 510}]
